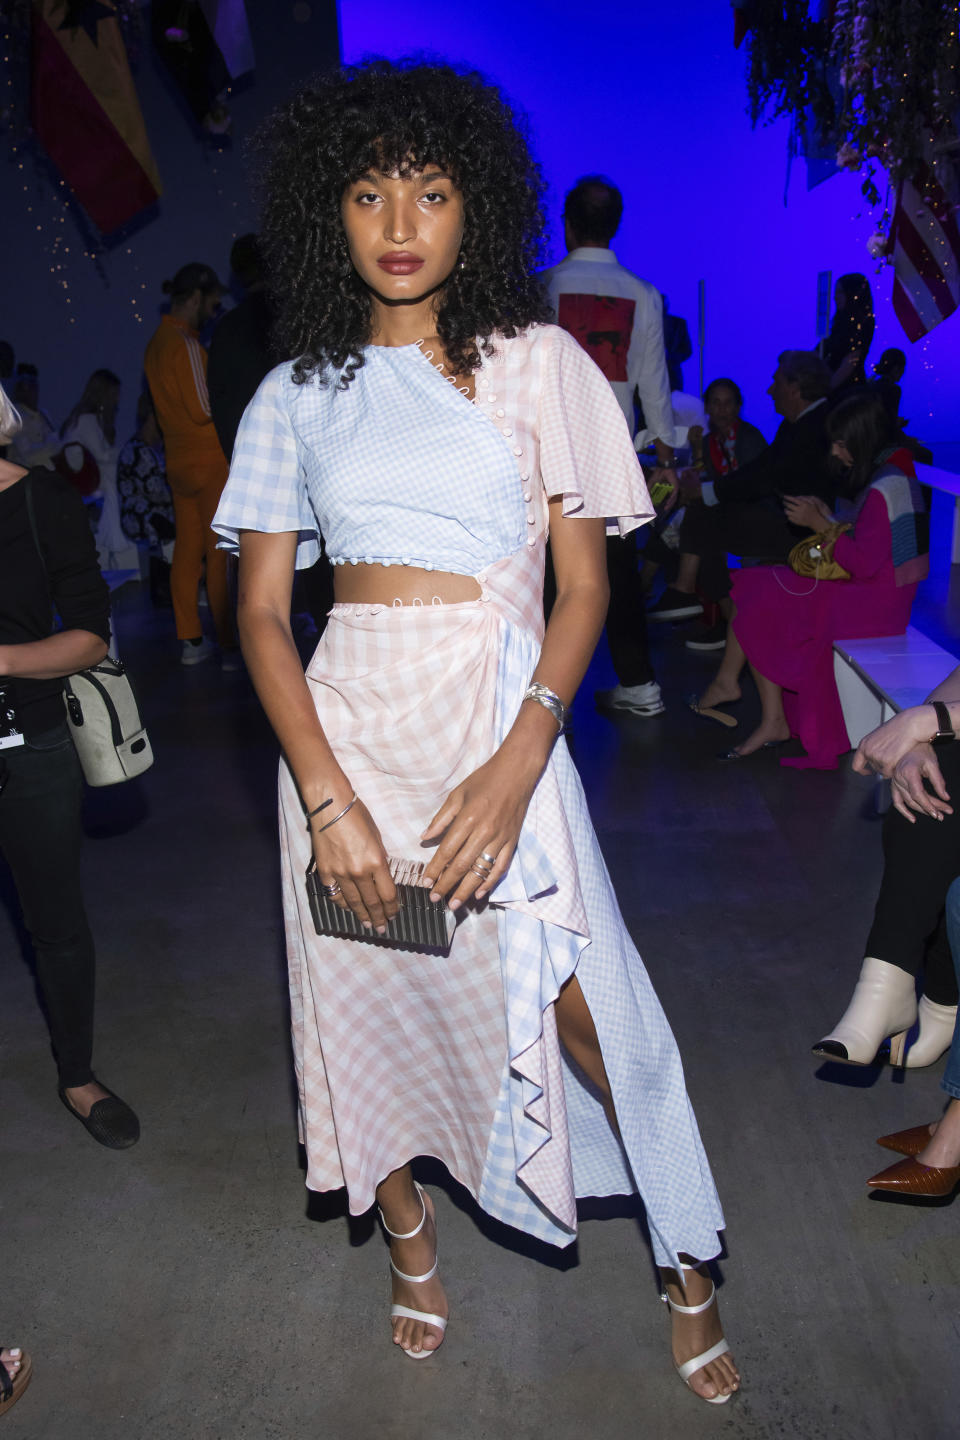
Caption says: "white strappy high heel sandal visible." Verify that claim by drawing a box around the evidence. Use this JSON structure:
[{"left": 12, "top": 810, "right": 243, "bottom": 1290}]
[
  {"left": 378, "top": 1182, "right": 447, "bottom": 1360},
  {"left": 661, "top": 1267, "right": 735, "bottom": 1405}
]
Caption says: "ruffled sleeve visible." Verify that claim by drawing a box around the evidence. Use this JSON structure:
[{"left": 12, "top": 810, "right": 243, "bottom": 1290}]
[
  {"left": 212, "top": 364, "right": 320, "bottom": 569},
  {"left": 538, "top": 325, "right": 655, "bottom": 537}
]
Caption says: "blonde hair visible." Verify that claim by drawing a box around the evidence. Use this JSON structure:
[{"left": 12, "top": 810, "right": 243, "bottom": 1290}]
[{"left": 0, "top": 383, "right": 22, "bottom": 446}]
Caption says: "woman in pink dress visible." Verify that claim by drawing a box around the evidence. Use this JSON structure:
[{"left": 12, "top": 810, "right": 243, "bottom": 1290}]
[{"left": 695, "top": 391, "right": 928, "bottom": 769}]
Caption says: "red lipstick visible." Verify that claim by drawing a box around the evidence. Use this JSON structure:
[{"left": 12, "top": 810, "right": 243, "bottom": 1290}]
[{"left": 377, "top": 252, "right": 424, "bottom": 275}]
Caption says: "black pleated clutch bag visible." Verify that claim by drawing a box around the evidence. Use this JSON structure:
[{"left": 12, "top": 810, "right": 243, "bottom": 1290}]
[{"left": 305, "top": 856, "right": 456, "bottom": 952}]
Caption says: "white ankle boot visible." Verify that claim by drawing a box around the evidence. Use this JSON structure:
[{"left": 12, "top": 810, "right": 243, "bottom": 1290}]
[
  {"left": 813, "top": 956, "right": 917, "bottom": 1065},
  {"left": 888, "top": 994, "right": 959, "bottom": 1068}
]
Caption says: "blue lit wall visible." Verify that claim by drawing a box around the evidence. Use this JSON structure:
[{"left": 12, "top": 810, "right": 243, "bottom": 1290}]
[{"left": 341, "top": 0, "right": 960, "bottom": 453}]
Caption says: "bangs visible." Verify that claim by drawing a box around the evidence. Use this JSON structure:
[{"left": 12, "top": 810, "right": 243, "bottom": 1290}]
[{"left": 343, "top": 133, "right": 459, "bottom": 190}]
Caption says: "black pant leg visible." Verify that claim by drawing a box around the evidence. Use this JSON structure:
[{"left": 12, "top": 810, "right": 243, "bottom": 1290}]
[
  {"left": 605, "top": 532, "right": 655, "bottom": 687},
  {"left": 864, "top": 743, "right": 960, "bottom": 990},
  {"left": 920, "top": 913, "right": 958, "bottom": 1006},
  {"left": 0, "top": 725, "right": 96, "bottom": 1087},
  {"left": 681, "top": 498, "right": 800, "bottom": 602},
  {"left": 679, "top": 502, "right": 732, "bottom": 602}
]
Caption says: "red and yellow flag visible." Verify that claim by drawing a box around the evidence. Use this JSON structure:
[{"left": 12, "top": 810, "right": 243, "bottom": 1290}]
[{"left": 31, "top": 0, "right": 162, "bottom": 234}]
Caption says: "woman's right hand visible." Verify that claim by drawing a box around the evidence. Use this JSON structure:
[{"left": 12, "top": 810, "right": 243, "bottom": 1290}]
[
  {"left": 311, "top": 796, "right": 399, "bottom": 931},
  {"left": 782, "top": 494, "right": 833, "bottom": 531},
  {"left": 888, "top": 744, "right": 953, "bottom": 824}
]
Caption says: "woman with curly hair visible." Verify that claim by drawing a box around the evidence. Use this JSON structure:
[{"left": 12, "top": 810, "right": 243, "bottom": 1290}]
[{"left": 213, "top": 60, "right": 738, "bottom": 1403}]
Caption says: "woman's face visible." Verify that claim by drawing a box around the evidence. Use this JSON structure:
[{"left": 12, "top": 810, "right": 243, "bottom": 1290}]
[
  {"left": 831, "top": 439, "right": 853, "bottom": 467},
  {"left": 705, "top": 386, "right": 740, "bottom": 431},
  {"left": 340, "top": 167, "right": 465, "bottom": 312}
]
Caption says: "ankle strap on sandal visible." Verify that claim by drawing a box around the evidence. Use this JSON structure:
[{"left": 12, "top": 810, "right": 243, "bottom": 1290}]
[
  {"left": 378, "top": 1181, "right": 426, "bottom": 1241},
  {"left": 660, "top": 1279, "right": 717, "bottom": 1316}
]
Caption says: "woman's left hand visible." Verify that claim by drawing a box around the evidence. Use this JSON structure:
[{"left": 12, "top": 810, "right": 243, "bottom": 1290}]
[
  {"left": 420, "top": 750, "right": 541, "bottom": 910},
  {"left": 782, "top": 494, "right": 833, "bottom": 531}
]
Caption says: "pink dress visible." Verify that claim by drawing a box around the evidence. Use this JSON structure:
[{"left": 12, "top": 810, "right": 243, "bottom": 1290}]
[{"left": 731, "top": 454, "right": 928, "bottom": 770}]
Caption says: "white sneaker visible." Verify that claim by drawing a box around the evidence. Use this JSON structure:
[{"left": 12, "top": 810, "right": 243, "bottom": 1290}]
[
  {"left": 181, "top": 637, "right": 215, "bottom": 666},
  {"left": 596, "top": 682, "right": 665, "bottom": 716}
]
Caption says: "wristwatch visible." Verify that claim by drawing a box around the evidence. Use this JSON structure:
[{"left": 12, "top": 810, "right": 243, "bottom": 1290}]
[{"left": 930, "top": 700, "right": 955, "bottom": 747}]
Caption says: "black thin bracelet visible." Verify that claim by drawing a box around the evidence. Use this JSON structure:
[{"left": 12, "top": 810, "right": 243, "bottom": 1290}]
[{"left": 305, "top": 796, "right": 333, "bottom": 828}]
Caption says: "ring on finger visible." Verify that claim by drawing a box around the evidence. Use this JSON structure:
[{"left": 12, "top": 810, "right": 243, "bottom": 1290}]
[
  {"left": 471, "top": 864, "right": 491, "bottom": 879},
  {"left": 478, "top": 850, "right": 497, "bottom": 866},
  {"left": 322, "top": 881, "right": 342, "bottom": 897}
]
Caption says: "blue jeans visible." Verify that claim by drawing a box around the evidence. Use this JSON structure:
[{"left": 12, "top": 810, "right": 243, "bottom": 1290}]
[
  {"left": 943, "top": 876, "right": 960, "bottom": 1101},
  {"left": 0, "top": 721, "right": 96, "bottom": 1088}
]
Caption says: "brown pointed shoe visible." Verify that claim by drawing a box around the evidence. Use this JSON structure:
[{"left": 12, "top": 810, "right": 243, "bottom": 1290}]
[
  {"left": 867, "top": 1156, "right": 960, "bottom": 1197},
  {"left": 876, "top": 1124, "right": 937, "bottom": 1157}
]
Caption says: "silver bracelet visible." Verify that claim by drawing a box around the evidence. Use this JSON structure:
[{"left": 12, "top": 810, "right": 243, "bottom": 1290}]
[
  {"left": 313, "top": 791, "right": 358, "bottom": 833},
  {"left": 523, "top": 682, "right": 567, "bottom": 732}
]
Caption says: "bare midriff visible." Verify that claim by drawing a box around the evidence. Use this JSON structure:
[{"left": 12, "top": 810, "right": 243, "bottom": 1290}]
[{"left": 333, "top": 562, "right": 482, "bottom": 606}]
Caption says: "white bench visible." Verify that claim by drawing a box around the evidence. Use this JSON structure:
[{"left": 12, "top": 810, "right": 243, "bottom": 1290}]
[
  {"left": 833, "top": 626, "right": 958, "bottom": 750},
  {"left": 916, "top": 462, "right": 960, "bottom": 563}
]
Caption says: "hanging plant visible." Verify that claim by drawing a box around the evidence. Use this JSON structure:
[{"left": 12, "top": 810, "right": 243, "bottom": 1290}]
[
  {"left": 831, "top": 0, "right": 959, "bottom": 189},
  {"left": 744, "top": 0, "right": 837, "bottom": 139},
  {"left": 745, "top": 0, "right": 960, "bottom": 219}
]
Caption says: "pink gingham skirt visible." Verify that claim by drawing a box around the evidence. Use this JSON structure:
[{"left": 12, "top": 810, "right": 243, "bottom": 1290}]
[
  {"left": 277, "top": 549, "right": 725, "bottom": 1265},
  {"left": 279, "top": 597, "right": 514, "bottom": 1209}
]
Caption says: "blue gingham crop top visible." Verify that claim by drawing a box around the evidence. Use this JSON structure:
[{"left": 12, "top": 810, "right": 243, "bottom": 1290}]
[{"left": 213, "top": 324, "right": 654, "bottom": 574}]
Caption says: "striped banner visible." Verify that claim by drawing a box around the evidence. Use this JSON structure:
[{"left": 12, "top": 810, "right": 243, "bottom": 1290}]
[
  {"left": 31, "top": 0, "right": 161, "bottom": 234},
  {"left": 891, "top": 167, "right": 960, "bottom": 342}
]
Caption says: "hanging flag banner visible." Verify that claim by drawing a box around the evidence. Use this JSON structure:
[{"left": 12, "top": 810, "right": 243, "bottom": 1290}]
[
  {"left": 30, "top": 0, "right": 162, "bottom": 235},
  {"left": 152, "top": 0, "right": 254, "bottom": 134},
  {"left": 198, "top": 0, "right": 254, "bottom": 80},
  {"left": 891, "top": 166, "right": 960, "bottom": 341}
]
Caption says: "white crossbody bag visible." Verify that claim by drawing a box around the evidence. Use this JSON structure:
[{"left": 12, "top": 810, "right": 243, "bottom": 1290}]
[{"left": 25, "top": 476, "right": 154, "bottom": 787}]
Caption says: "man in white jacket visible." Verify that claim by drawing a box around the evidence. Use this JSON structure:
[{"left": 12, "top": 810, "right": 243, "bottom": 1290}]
[{"left": 542, "top": 176, "right": 676, "bottom": 717}]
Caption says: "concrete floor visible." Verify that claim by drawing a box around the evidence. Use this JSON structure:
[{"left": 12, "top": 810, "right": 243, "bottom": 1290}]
[{"left": 3, "top": 579, "right": 960, "bottom": 1440}]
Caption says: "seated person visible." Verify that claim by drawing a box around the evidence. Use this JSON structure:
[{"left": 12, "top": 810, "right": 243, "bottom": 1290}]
[
  {"left": 693, "top": 390, "right": 929, "bottom": 769},
  {"left": 813, "top": 662, "right": 960, "bottom": 1068},
  {"left": 841, "top": 681, "right": 960, "bottom": 1198},
  {"left": 647, "top": 373, "right": 772, "bottom": 621},
  {"left": 868, "top": 873, "right": 960, "bottom": 1199}
]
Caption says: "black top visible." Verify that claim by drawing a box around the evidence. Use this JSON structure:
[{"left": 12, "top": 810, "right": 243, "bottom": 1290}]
[
  {"left": 207, "top": 290, "right": 275, "bottom": 461},
  {"left": 712, "top": 401, "right": 835, "bottom": 507},
  {"left": 0, "top": 468, "right": 111, "bottom": 739}
]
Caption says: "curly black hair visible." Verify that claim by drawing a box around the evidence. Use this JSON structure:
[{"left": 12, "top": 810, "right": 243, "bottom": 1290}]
[{"left": 255, "top": 59, "right": 552, "bottom": 386}]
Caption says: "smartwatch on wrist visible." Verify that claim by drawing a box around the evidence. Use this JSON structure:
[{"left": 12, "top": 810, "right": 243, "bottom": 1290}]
[{"left": 930, "top": 700, "right": 955, "bottom": 747}]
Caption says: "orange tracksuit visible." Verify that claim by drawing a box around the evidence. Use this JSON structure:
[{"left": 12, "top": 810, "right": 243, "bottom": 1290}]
[{"left": 144, "top": 314, "right": 234, "bottom": 645}]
